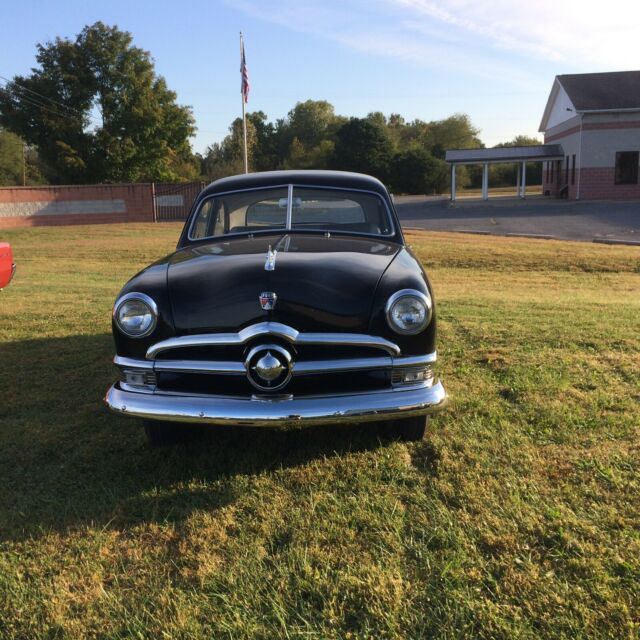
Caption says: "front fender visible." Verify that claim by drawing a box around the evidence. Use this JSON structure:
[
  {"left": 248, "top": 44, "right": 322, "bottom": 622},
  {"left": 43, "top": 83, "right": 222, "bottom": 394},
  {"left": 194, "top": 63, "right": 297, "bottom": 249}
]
[
  {"left": 112, "top": 261, "right": 176, "bottom": 359},
  {"left": 368, "top": 247, "right": 437, "bottom": 356}
]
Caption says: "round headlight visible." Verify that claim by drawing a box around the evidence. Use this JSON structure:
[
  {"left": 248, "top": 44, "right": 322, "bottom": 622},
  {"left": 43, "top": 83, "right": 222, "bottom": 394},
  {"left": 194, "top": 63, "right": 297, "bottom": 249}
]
[
  {"left": 385, "top": 289, "right": 432, "bottom": 335},
  {"left": 113, "top": 292, "right": 158, "bottom": 338}
]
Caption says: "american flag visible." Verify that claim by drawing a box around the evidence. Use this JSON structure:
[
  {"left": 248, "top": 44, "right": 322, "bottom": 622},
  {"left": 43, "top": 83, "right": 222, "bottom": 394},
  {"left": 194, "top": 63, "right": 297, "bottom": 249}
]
[{"left": 240, "top": 36, "right": 250, "bottom": 104}]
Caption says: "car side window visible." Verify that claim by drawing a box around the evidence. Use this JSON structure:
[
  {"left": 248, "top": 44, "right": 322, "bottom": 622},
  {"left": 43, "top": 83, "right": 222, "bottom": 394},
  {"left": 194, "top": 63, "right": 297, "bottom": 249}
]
[{"left": 192, "top": 200, "right": 213, "bottom": 238}]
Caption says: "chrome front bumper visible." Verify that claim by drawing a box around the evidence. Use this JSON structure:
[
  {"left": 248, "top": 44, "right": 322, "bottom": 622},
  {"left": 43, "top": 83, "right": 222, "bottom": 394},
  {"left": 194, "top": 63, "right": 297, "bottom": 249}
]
[{"left": 104, "top": 381, "right": 447, "bottom": 428}]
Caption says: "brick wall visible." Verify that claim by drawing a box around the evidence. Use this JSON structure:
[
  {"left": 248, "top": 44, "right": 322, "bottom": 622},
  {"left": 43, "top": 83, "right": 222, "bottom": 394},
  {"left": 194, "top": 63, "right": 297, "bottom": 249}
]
[
  {"left": 0, "top": 183, "right": 154, "bottom": 228},
  {"left": 578, "top": 168, "right": 640, "bottom": 200},
  {"left": 543, "top": 166, "right": 640, "bottom": 200}
]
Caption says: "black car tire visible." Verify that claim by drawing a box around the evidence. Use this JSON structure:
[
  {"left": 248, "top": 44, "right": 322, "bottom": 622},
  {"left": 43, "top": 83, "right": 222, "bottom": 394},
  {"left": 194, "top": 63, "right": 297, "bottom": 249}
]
[
  {"left": 393, "top": 415, "right": 430, "bottom": 441},
  {"left": 143, "top": 420, "right": 187, "bottom": 447}
]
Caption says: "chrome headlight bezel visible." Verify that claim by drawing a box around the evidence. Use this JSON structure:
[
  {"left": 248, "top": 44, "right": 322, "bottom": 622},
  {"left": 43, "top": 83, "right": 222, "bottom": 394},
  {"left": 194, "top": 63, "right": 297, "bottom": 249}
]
[
  {"left": 113, "top": 292, "right": 159, "bottom": 338},
  {"left": 385, "top": 289, "right": 432, "bottom": 335}
]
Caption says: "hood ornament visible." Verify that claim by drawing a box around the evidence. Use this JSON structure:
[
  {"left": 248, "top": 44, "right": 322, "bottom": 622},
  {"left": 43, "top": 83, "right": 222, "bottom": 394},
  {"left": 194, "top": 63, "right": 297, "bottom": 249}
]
[
  {"left": 264, "top": 245, "right": 277, "bottom": 271},
  {"left": 259, "top": 291, "right": 277, "bottom": 310}
]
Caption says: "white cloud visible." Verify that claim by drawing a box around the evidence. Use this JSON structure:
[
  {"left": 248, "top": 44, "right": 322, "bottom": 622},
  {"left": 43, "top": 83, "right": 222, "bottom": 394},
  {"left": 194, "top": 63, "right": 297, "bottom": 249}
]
[
  {"left": 227, "top": 0, "right": 545, "bottom": 87},
  {"left": 230, "top": 0, "right": 640, "bottom": 77},
  {"left": 392, "top": 0, "right": 640, "bottom": 68}
]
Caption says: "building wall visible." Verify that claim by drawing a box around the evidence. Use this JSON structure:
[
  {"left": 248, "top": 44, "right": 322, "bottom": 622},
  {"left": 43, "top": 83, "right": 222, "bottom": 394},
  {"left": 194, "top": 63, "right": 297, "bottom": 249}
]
[
  {"left": 542, "top": 125, "right": 580, "bottom": 197},
  {"left": 545, "top": 83, "right": 576, "bottom": 130},
  {"left": 0, "top": 183, "right": 154, "bottom": 228},
  {"left": 543, "top": 112, "right": 640, "bottom": 199}
]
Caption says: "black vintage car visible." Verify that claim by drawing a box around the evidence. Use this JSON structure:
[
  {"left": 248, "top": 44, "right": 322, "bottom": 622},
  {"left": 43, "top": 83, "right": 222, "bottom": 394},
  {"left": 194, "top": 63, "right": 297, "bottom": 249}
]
[{"left": 105, "top": 170, "right": 447, "bottom": 445}]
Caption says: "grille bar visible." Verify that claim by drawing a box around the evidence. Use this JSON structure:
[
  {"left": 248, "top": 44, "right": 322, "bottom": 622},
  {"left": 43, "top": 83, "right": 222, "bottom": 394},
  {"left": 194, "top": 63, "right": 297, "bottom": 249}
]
[
  {"left": 146, "top": 322, "right": 401, "bottom": 359},
  {"left": 154, "top": 359, "right": 246, "bottom": 375},
  {"left": 115, "top": 353, "right": 435, "bottom": 377}
]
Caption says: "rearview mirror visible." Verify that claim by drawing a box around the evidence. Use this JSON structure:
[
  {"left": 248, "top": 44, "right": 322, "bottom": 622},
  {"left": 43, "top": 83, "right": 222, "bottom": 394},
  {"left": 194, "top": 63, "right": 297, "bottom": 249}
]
[{"left": 278, "top": 197, "right": 303, "bottom": 208}]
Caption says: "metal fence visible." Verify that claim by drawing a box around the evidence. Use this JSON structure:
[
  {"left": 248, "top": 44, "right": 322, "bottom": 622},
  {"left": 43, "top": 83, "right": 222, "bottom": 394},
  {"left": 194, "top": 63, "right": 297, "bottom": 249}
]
[{"left": 153, "top": 182, "right": 206, "bottom": 222}]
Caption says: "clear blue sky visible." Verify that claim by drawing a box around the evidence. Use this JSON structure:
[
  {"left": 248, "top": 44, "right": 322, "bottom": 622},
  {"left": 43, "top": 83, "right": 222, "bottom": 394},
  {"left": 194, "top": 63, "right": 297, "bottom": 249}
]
[{"left": 2, "top": 0, "right": 639, "bottom": 154}]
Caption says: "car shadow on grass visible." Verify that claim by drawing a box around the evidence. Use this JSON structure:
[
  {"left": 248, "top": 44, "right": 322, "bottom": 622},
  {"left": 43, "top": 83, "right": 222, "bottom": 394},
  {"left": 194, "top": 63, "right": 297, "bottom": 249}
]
[{"left": 0, "top": 333, "right": 422, "bottom": 542}]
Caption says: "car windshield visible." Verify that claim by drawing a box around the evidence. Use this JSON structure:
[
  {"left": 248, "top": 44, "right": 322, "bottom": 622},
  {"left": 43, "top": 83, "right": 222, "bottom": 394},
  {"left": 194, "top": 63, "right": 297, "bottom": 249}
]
[{"left": 189, "top": 186, "right": 393, "bottom": 240}]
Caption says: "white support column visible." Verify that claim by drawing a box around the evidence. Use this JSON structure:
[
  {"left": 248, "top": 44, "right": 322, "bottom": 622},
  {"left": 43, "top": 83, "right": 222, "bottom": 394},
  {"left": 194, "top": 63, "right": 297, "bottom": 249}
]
[
  {"left": 482, "top": 162, "right": 489, "bottom": 200},
  {"left": 521, "top": 161, "right": 527, "bottom": 198},
  {"left": 451, "top": 164, "right": 457, "bottom": 202}
]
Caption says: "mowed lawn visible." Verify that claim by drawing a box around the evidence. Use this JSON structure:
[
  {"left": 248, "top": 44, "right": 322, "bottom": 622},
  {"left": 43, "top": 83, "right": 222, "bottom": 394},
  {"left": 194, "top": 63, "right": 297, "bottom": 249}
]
[{"left": 0, "top": 223, "right": 639, "bottom": 639}]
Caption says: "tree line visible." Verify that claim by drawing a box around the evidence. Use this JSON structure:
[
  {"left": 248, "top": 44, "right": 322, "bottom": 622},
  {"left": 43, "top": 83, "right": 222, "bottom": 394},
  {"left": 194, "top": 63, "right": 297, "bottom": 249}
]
[
  {"left": 200, "top": 103, "right": 485, "bottom": 194},
  {"left": 0, "top": 22, "right": 541, "bottom": 192}
]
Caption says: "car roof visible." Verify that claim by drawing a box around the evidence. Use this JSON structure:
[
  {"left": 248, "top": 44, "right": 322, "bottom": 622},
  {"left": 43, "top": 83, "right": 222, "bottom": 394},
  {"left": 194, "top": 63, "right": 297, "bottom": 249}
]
[{"left": 202, "top": 170, "right": 390, "bottom": 198}]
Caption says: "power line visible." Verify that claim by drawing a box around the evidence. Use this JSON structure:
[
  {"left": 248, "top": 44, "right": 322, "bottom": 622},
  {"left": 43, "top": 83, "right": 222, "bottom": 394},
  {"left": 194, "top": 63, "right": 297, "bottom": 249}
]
[
  {"left": 0, "top": 82, "right": 77, "bottom": 120},
  {"left": 0, "top": 73, "right": 86, "bottom": 117},
  {"left": 0, "top": 78, "right": 102, "bottom": 124}
]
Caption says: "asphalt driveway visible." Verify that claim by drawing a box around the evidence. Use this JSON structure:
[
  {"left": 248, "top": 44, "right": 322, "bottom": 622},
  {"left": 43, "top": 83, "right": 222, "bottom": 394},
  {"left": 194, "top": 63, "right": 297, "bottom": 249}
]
[{"left": 395, "top": 195, "right": 640, "bottom": 243}]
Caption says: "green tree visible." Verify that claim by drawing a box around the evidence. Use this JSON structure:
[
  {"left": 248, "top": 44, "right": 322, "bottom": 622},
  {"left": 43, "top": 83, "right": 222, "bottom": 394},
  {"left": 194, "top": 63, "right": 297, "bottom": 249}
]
[
  {"left": 492, "top": 135, "right": 544, "bottom": 186},
  {"left": 0, "top": 130, "right": 24, "bottom": 186},
  {"left": 286, "top": 100, "right": 342, "bottom": 149},
  {"left": 0, "top": 22, "right": 196, "bottom": 183},
  {"left": 247, "top": 111, "right": 278, "bottom": 171},
  {"left": 389, "top": 148, "right": 448, "bottom": 194},
  {"left": 332, "top": 118, "right": 393, "bottom": 181},
  {"left": 0, "top": 129, "right": 47, "bottom": 185},
  {"left": 423, "top": 114, "right": 482, "bottom": 159},
  {"left": 272, "top": 100, "right": 345, "bottom": 169},
  {"left": 200, "top": 116, "right": 258, "bottom": 180},
  {"left": 283, "top": 137, "right": 334, "bottom": 170}
]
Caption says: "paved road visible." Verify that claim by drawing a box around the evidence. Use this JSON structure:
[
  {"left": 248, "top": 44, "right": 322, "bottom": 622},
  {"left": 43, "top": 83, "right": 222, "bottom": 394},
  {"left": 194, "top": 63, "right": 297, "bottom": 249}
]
[{"left": 395, "top": 195, "right": 640, "bottom": 242}]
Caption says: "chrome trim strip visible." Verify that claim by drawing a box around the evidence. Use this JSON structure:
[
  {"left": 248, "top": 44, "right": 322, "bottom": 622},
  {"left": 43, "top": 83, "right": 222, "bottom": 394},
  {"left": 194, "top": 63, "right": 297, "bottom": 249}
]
[
  {"left": 154, "top": 360, "right": 246, "bottom": 375},
  {"left": 292, "top": 356, "right": 391, "bottom": 375},
  {"left": 146, "top": 322, "right": 401, "bottom": 359},
  {"left": 104, "top": 380, "right": 447, "bottom": 428},
  {"left": 294, "top": 333, "right": 400, "bottom": 354},
  {"left": 120, "top": 381, "right": 156, "bottom": 394},
  {"left": 114, "top": 355, "right": 154, "bottom": 370},
  {"left": 393, "top": 353, "right": 437, "bottom": 367}
]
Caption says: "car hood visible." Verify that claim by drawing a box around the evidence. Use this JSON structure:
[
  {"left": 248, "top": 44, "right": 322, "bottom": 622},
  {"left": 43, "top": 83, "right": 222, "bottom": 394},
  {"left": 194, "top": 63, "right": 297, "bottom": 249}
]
[{"left": 167, "top": 233, "right": 401, "bottom": 333}]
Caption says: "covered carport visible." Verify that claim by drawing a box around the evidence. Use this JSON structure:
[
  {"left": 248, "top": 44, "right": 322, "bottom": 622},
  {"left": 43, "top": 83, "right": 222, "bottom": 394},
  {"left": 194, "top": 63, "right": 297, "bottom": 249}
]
[{"left": 445, "top": 145, "right": 564, "bottom": 202}]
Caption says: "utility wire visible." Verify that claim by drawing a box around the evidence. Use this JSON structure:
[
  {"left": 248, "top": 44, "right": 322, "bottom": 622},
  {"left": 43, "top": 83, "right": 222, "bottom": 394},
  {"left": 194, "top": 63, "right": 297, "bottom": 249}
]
[
  {"left": 0, "top": 84, "right": 77, "bottom": 120},
  {"left": 0, "top": 73, "right": 86, "bottom": 117},
  {"left": 0, "top": 79, "right": 102, "bottom": 124}
]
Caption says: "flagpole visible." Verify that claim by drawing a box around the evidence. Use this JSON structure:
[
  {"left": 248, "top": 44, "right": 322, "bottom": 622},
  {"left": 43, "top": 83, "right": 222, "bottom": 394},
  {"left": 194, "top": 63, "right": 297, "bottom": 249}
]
[{"left": 240, "top": 32, "right": 248, "bottom": 174}]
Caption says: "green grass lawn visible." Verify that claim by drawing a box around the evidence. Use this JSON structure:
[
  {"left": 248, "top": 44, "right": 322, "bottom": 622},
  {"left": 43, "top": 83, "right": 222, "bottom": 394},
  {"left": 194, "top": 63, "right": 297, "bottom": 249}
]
[{"left": 1, "top": 223, "right": 639, "bottom": 639}]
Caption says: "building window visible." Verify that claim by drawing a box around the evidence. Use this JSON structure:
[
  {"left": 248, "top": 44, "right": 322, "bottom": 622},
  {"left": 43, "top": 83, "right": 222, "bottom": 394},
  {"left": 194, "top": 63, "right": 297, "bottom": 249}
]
[
  {"left": 571, "top": 154, "right": 576, "bottom": 185},
  {"left": 550, "top": 162, "right": 554, "bottom": 182},
  {"left": 615, "top": 151, "right": 639, "bottom": 185},
  {"left": 565, "top": 156, "right": 569, "bottom": 184}
]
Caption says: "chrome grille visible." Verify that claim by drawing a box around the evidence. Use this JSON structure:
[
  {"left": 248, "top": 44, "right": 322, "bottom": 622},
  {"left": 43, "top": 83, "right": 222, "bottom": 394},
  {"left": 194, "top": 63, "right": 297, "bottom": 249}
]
[{"left": 114, "top": 322, "right": 437, "bottom": 396}]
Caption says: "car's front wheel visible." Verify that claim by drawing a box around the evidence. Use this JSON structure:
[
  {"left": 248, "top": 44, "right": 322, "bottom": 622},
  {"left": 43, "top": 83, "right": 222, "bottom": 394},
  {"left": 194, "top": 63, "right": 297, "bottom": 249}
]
[
  {"left": 392, "top": 415, "right": 430, "bottom": 441},
  {"left": 143, "top": 420, "right": 187, "bottom": 447}
]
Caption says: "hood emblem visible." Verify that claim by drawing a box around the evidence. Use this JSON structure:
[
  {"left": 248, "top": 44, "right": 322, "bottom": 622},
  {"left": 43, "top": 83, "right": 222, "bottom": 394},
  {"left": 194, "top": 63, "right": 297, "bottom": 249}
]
[
  {"left": 259, "top": 291, "right": 277, "bottom": 310},
  {"left": 264, "top": 245, "right": 277, "bottom": 271}
]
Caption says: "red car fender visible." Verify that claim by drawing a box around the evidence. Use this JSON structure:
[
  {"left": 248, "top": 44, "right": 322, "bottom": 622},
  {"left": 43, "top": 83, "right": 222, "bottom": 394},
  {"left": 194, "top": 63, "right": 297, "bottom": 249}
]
[{"left": 0, "top": 242, "right": 15, "bottom": 289}]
